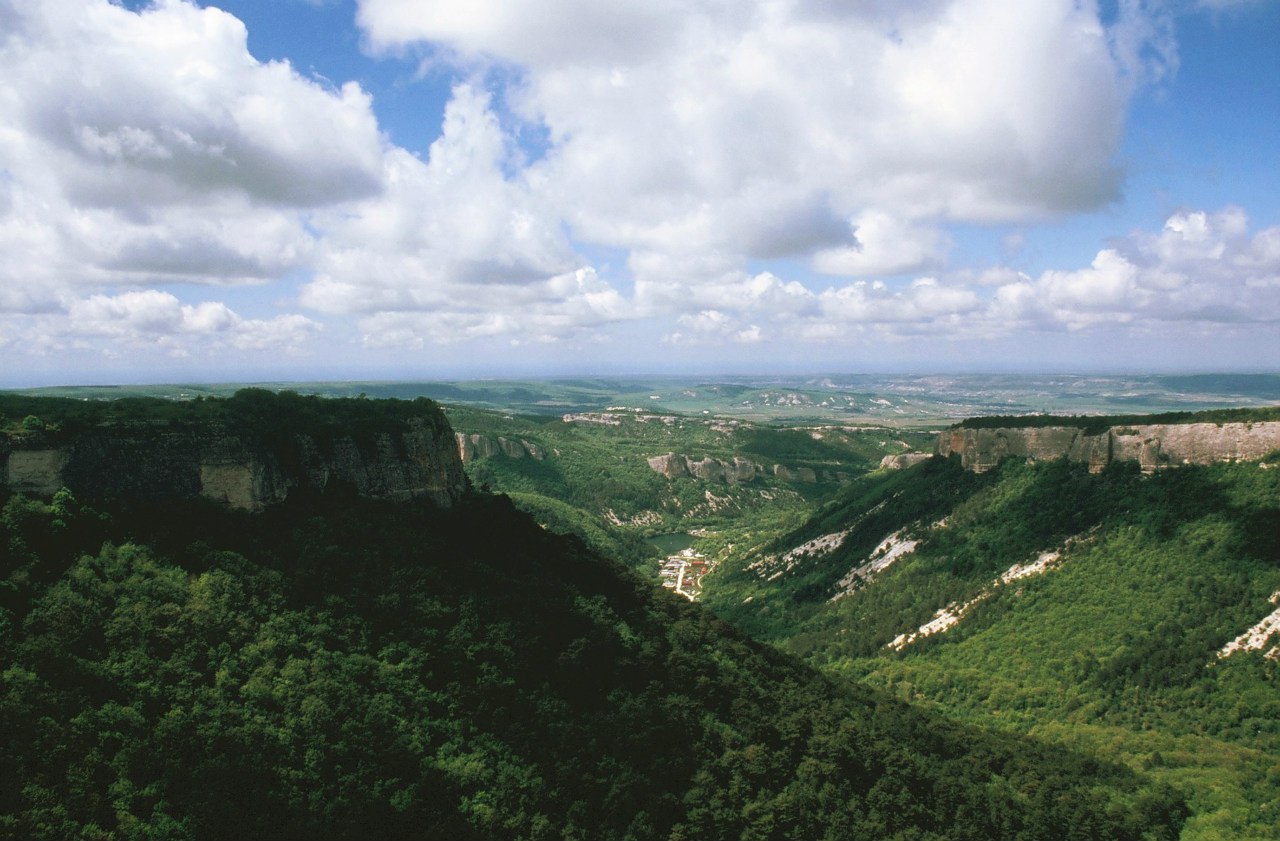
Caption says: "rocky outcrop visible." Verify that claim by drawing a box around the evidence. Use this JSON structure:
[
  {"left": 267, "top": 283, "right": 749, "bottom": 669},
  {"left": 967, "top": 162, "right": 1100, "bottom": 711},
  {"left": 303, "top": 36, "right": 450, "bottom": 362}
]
[
  {"left": 2, "top": 415, "right": 468, "bottom": 511},
  {"left": 771, "top": 464, "right": 818, "bottom": 483},
  {"left": 647, "top": 453, "right": 767, "bottom": 483},
  {"left": 455, "top": 433, "right": 545, "bottom": 463},
  {"left": 879, "top": 453, "right": 932, "bottom": 470},
  {"left": 646, "top": 453, "right": 689, "bottom": 479},
  {"left": 937, "top": 421, "right": 1280, "bottom": 473},
  {"left": 646, "top": 453, "right": 826, "bottom": 484}
]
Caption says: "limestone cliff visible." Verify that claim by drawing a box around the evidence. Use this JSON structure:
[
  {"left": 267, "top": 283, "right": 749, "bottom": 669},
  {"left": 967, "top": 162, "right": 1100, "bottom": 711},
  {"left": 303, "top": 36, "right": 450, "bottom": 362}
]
[
  {"left": 936, "top": 420, "right": 1280, "bottom": 473},
  {"left": 646, "top": 453, "right": 762, "bottom": 483},
  {"left": 1, "top": 405, "right": 468, "bottom": 511},
  {"left": 455, "top": 433, "right": 545, "bottom": 463},
  {"left": 879, "top": 453, "right": 932, "bottom": 470},
  {"left": 645, "top": 453, "right": 842, "bottom": 484}
]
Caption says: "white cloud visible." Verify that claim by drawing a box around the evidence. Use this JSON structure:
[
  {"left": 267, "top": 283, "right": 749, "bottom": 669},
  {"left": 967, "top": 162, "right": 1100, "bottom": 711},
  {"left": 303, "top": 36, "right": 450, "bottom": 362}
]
[
  {"left": 1, "top": 290, "right": 321, "bottom": 357},
  {"left": 0, "top": 0, "right": 1267, "bottom": 376},
  {"left": 632, "top": 257, "right": 818, "bottom": 320},
  {"left": 0, "top": 0, "right": 384, "bottom": 307},
  {"left": 357, "top": 0, "right": 684, "bottom": 68},
  {"left": 355, "top": 267, "right": 624, "bottom": 348},
  {"left": 347, "top": 266, "right": 629, "bottom": 348},
  {"left": 663, "top": 310, "right": 763, "bottom": 346},
  {"left": 992, "top": 208, "right": 1280, "bottom": 329},
  {"left": 345, "top": 0, "right": 1201, "bottom": 361},
  {"left": 812, "top": 211, "right": 951, "bottom": 277},
  {"left": 10, "top": 0, "right": 383, "bottom": 209},
  {"left": 360, "top": 0, "right": 1157, "bottom": 262},
  {"left": 630, "top": 207, "right": 1280, "bottom": 349},
  {"left": 818, "top": 277, "right": 981, "bottom": 326},
  {"left": 301, "top": 84, "right": 614, "bottom": 343}
]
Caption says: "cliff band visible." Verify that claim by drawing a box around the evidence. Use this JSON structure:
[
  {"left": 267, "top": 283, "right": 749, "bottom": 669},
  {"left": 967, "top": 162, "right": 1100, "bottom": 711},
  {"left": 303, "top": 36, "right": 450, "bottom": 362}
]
[
  {"left": 2, "top": 414, "right": 468, "bottom": 511},
  {"left": 937, "top": 421, "right": 1280, "bottom": 473}
]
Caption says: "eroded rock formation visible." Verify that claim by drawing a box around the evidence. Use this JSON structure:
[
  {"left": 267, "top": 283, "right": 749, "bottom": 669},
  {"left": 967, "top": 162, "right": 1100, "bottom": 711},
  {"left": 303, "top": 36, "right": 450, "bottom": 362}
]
[
  {"left": 455, "top": 433, "right": 545, "bottom": 463},
  {"left": 645, "top": 453, "right": 826, "bottom": 484}
]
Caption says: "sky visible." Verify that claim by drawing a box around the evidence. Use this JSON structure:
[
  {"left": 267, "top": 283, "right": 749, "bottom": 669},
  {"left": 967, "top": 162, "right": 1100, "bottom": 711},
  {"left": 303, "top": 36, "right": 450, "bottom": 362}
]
[{"left": 1, "top": 0, "right": 1278, "bottom": 386}]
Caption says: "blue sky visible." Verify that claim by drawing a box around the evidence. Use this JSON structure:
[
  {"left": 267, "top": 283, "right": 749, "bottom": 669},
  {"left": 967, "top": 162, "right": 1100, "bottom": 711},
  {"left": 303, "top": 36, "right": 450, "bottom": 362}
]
[{"left": 1, "top": 0, "right": 1278, "bottom": 386}]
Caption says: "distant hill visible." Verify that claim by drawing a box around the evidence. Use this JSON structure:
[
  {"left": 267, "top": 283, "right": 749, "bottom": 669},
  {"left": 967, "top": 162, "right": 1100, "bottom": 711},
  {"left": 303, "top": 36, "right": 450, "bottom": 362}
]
[{"left": 13, "top": 371, "right": 1280, "bottom": 423}]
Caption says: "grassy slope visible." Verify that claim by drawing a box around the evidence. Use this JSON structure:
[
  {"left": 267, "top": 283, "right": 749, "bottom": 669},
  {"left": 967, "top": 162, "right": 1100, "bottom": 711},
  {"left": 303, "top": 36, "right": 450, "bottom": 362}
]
[{"left": 708, "top": 457, "right": 1280, "bottom": 839}]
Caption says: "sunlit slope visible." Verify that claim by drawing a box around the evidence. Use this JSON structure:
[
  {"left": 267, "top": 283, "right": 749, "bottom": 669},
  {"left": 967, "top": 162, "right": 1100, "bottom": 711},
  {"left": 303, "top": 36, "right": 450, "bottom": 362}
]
[{"left": 708, "top": 455, "right": 1280, "bottom": 839}]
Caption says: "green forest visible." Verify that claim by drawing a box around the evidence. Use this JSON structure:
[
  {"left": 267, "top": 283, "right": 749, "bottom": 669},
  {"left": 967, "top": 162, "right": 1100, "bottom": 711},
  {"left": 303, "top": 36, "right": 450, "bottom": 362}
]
[
  {"left": 442, "top": 403, "right": 931, "bottom": 566},
  {"left": 5, "top": 390, "right": 1279, "bottom": 838},
  {"left": 1, "top": 482, "right": 1186, "bottom": 839},
  {"left": 705, "top": 457, "right": 1280, "bottom": 839}
]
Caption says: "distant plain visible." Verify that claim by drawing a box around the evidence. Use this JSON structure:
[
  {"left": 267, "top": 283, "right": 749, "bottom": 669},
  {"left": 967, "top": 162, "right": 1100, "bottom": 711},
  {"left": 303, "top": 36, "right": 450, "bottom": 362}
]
[{"left": 13, "top": 372, "right": 1280, "bottom": 426}]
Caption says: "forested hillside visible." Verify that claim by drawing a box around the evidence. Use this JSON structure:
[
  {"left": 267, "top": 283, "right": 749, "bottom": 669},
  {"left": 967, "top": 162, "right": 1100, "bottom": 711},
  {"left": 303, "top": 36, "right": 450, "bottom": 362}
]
[
  {"left": 0, "top": 485, "right": 1185, "bottom": 840},
  {"left": 444, "top": 404, "right": 930, "bottom": 565},
  {"left": 706, "top": 456, "right": 1280, "bottom": 839}
]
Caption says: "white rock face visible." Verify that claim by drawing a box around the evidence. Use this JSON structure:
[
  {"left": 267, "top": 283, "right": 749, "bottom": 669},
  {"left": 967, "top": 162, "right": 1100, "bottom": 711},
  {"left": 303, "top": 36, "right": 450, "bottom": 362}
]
[
  {"left": 887, "top": 549, "right": 1064, "bottom": 651},
  {"left": 748, "top": 528, "right": 852, "bottom": 582},
  {"left": 455, "top": 433, "right": 545, "bottom": 463},
  {"left": 647, "top": 453, "right": 826, "bottom": 485},
  {"left": 1219, "top": 592, "right": 1280, "bottom": 660},
  {"left": 831, "top": 530, "right": 919, "bottom": 600},
  {"left": 879, "top": 453, "right": 932, "bottom": 470}
]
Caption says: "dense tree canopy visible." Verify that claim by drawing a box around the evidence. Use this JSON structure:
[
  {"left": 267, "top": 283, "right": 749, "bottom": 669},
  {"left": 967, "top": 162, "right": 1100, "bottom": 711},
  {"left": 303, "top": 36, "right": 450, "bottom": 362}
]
[{"left": 0, "top": 486, "right": 1186, "bottom": 840}]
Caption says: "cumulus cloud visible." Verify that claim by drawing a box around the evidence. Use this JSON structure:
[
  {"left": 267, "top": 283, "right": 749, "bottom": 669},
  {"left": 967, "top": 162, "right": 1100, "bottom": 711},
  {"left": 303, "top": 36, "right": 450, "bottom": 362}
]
[
  {"left": 0, "top": 0, "right": 381, "bottom": 307},
  {"left": 0, "top": 290, "right": 320, "bottom": 357},
  {"left": 819, "top": 277, "right": 981, "bottom": 325},
  {"left": 0, "top": 0, "right": 1267, "bottom": 375},
  {"left": 0, "top": 0, "right": 380, "bottom": 366},
  {"left": 302, "top": 84, "right": 582, "bottom": 315},
  {"left": 8, "top": 0, "right": 383, "bottom": 211},
  {"left": 632, "top": 258, "right": 818, "bottom": 320},
  {"left": 812, "top": 212, "right": 951, "bottom": 277},
  {"left": 343, "top": 0, "right": 1210, "bottom": 360},
  {"left": 299, "top": 84, "right": 636, "bottom": 346},
  {"left": 352, "top": 266, "right": 627, "bottom": 348},
  {"left": 991, "top": 208, "right": 1280, "bottom": 329},
  {"left": 359, "top": 0, "right": 1157, "bottom": 259},
  {"left": 663, "top": 310, "right": 763, "bottom": 346},
  {"left": 633, "top": 207, "right": 1280, "bottom": 348},
  {"left": 357, "top": 0, "right": 681, "bottom": 68}
]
